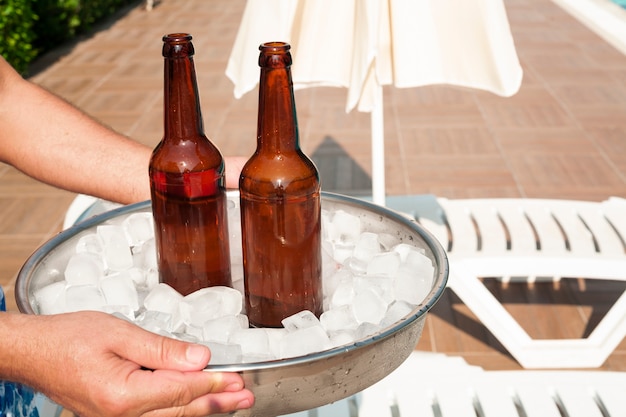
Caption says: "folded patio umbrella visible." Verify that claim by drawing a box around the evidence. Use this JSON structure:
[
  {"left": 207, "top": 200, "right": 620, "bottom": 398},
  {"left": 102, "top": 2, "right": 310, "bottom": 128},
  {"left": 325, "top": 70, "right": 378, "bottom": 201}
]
[{"left": 226, "top": 0, "right": 523, "bottom": 205}]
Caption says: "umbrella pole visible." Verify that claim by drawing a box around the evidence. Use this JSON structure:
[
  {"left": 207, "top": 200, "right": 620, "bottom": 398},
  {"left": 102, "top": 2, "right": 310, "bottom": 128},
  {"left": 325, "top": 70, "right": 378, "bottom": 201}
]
[{"left": 371, "top": 84, "right": 386, "bottom": 206}]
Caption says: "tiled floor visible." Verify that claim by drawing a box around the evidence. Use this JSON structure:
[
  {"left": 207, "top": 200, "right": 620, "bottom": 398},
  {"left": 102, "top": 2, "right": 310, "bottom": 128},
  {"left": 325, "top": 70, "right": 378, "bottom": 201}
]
[{"left": 2, "top": 0, "right": 626, "bottom": 371}]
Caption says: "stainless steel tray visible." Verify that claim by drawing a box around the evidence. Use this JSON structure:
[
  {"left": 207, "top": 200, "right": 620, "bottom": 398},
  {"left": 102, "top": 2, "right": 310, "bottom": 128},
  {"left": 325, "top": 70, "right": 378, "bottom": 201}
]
[{"left": 16, "top": 192, "right": 448, "bottom": 416}]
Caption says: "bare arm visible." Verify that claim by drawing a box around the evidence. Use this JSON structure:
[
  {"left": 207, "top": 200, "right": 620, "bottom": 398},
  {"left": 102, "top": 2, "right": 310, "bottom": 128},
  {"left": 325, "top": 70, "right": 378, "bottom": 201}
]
[
  {"left": 0, "top": 57, "right": 152, "bottom": 204},
  {"left": 0, "top": 57, "right": 243, "bottom": 204},
  {"left": 0, "top": 58, "right": 255, "bottom": 415}
]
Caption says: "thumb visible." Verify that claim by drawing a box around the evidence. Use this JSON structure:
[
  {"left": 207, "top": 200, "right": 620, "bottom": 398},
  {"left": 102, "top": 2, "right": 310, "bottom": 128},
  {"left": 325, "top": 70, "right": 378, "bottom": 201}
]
[{"left": 118, "top": 324, "right": 211, "bottom": 371}]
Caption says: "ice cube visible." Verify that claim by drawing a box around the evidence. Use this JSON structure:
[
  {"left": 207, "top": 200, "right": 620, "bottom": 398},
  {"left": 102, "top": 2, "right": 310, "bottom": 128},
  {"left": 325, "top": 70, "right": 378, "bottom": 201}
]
[
  {"left": 366, "top": 251, "right": 401, "bottom": 277},
  {"left": 203, "top": 341, "right": 243, "bottom": 365},
  {"left": 122, "top": 212, "right": 154, "bottom": 246},
  {"left": 109, "top": 308, "right": 135, "bottom": 322},
  {"left": 324, "top": 268, "right": 353, "bottom": 294},
  {"left": 380, "top": 300, "right": 416, "bottom": 328},
  {"left": 181, "top": 325, "right": 204, "bottom": 341},
  {"left": 97, "top": 225, "right": 133, "bottom": 271},
  {"left": 328, "top": 329, "right": 356, "bottom": 348},
  {"left": 64, "top": 252, "right": 104, "bottom": 286},
  {"left": 353, "top": 232, "right": 381, "bottom": 262},
  {"left": 135, "top": 310, "right": 175, "bottom": 336},
  {"left": 202, "top": 315, "right": 248, "bottom": 344},
  {"left": 355, "top": 322, "right": 381, "bottom": 340},
  {"left": 103, "top": 305, "right": 135, "bottom": 320},
  {"left": 320, "top": 304, "right": 358, "bottom": 332},
  {"left": 321, "top": 209, "right": 332, "bottom": 241},
  {"left": 393, "top": 243, "right": 419, "bottom": 261},
  {"left": 354, "top": 275, "right": 394, "bottom": 305},
  {"left": 143, "top": 283, "right": 183, "bottom": 316},
  {"left": 75, "top": 233, "right": 103, "bottom": 255},
  {"left": 328, "top": 210, "right": 361, "bottom": 244},
  {"left": 281, "top": 310, "right": 320, "bottom": 332},
  {"left": 100, "top": 273, "right": 139, "bottom": 311},
  {"left": 321, "top": 240, "right": 339, "bottom": 280},
  {"left": 65, "top": 285, "right": 106, "bottom": 312},
  {"left": 394, "top": 249, "right": 434, "bottom": 305},
  {"left": 34, "top": 281, "right": 67, "bottom": 315},
  {"left": 343, "top": 256, "right": 367, "bottom": 273},
  {"left": 144, "top": 268, "right": 159, "bottom": 290},
  {"left": 229, "top": 328, "right": 272, "bottom": 362},
  {"left": 133, "top": 238, "right": 157, "bottom": 271},
  {"left": 332, "top": 242, "right": 356, "bottom": 264},
  {"left": 179, "top": 286, "right": 243, "bottom": 327},
  {"left": 265, "top": 328, "right": 288, "bottom": 359},
  {"left": 279, "top": 325, "right": 331, "bottom": 359},
  {"left": 330, "top": 279, "right": 355, "bottom": 309},
  {"left": 109, "top": 267, "right": 146, "bottom": 288},
  {"left": 352, "top": 287, "right": 387, "bottom": 325}
]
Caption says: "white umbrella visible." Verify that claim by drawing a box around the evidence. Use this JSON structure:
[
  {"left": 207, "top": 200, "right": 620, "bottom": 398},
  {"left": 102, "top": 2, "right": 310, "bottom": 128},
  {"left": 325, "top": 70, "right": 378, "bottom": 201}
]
[{"left": 226, "top": 0, "right": 523, "bottom": 205}]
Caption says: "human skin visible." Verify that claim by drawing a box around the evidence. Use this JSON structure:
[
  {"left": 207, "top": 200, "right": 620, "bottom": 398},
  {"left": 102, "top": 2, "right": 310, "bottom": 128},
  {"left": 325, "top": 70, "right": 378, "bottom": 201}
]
[
  {"left": 0, "top": 56, "right": 254, "bottom": 416},
  {"left": 0, "top": 311, "right": 253, "bottom": 417},
  {"left": 0, "top": 56, "right": 246, "bottom": 202}
]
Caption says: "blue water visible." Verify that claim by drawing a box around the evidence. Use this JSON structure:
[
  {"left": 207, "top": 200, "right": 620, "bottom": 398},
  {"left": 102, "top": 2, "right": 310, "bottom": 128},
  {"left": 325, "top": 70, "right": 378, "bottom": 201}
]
[{"left": 611, "top": 0, "right": 626, "bottom": 9}]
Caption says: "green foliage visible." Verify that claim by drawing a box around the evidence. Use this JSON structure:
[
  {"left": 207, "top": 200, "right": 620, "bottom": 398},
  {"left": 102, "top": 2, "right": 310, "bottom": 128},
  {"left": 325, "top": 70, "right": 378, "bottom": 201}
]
[
  {"left": 0, "top": 0, "right": 137, "bottom": 74},
  {"left": 0, "top": 0, "right": 38, "bottom": 74}
]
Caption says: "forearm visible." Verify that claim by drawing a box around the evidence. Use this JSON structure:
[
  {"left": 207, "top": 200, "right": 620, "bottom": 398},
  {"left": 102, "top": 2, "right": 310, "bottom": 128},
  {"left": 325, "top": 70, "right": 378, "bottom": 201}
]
[
  {"left": 0, "top": 63, "right": 152, "bottom": 204},
  {"left": 0, "top": 58, "right": 243, "bottom": 204},
  {"left": 0, "top": 312, "right": 56, "bottom": 390}
]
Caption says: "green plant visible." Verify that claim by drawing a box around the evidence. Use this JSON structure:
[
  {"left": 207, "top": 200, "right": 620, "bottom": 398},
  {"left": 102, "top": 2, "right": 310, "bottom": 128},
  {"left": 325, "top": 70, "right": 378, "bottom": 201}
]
[
  {"left": 1, "top": 0, "right": 137, "bottom": 74},
  {"left": 0, "top": 0, "right": 38, "bottom": 74}
]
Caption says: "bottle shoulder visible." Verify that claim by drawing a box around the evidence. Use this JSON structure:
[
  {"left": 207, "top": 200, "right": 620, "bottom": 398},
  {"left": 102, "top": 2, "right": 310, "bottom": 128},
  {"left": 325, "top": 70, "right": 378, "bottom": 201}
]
[
  {"left": 150, "top": 137, "right": 224, "bottom": 173},
  {"left": 239, "top": 152, "right": 319, "bottom": 196}
]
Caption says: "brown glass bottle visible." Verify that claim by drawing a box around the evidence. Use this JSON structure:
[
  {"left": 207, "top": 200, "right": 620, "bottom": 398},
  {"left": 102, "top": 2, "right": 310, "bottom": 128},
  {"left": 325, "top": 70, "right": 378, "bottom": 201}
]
[
  {"left": 239, "top": 42, "right": 323, "bottom": 328},
  {"left": 149, "top": 33, "right": 232, "bottom": 296}
]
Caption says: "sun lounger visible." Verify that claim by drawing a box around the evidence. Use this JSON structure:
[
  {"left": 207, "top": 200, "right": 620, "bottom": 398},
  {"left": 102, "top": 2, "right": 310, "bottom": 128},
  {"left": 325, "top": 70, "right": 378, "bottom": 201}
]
[
  {"left": 386, "top": 195, "right": 626, "bottom": 369},
  {"left": 360, "top": 351, "right": 626, "bottom": 417},
  {"left": 285, "top": 351, "right": 626, "bottom": 417}
]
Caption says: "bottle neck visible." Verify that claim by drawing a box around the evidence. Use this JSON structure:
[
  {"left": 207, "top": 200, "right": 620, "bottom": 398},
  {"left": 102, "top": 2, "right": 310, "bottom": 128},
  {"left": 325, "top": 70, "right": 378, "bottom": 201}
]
[
  {"left": 256, "top": 62, "right": 300, "bottom": 153},
  {"left": 163, "top": 55, "right": 204, "bottom": 140}
]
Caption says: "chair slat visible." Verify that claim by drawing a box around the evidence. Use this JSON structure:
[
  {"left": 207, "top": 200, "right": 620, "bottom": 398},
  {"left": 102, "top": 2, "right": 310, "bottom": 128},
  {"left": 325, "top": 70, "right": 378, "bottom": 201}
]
[
  {"left": 513, "top": 385, "right": 562, "bottom": 417},
  {"left": 473, "top": 384, "right": 520, "bottom": 417},
  {"left": 438, "top": 199, "right": 478, "bottom": 254},
  {"left": 576, "top": 203, "right": 624, "bottom": 256},
  {"left": 555, "top": 385, "right": 604, "bottom": 417}
]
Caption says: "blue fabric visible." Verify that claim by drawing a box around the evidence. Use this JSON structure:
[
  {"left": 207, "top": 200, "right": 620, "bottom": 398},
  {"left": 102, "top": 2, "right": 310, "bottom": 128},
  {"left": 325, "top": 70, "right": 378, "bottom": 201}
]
[{"left": 0, "top": 287, "right": 39, "bottom": 417}]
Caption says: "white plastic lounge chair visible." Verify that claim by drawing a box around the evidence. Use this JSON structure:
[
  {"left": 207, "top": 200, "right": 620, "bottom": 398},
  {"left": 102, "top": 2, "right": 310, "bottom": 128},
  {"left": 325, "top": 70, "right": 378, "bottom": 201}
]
[
  {"left": 358, "top": 351, "right": 626, "bottom": 417},
  {"left": 386, "top": 196, "right": 626, "bottom": 369},
  {"left": 285, "top": 351, "right": 626, "bottom": 417}
]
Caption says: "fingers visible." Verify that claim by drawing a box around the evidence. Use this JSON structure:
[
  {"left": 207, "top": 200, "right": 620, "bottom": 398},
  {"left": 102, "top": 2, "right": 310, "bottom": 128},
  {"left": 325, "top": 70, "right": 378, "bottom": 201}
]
[
  {"left": 114, "top": 321, "right": 211, "bottom": 372},
  {"left": 109, "top": 323, "right": 254, "bottom": 416},
  {"left": 123, "top": 368, "right": 254, "bottom": 417},
  {"left": 181, "top": 387, "right": 255, "bottom": 416}
]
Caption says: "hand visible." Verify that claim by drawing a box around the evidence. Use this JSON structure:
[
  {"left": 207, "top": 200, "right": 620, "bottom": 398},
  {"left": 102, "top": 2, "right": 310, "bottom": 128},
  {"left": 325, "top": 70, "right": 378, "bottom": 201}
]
[{"left": 6, "top": 311, "right": 254, "bottom": 417}]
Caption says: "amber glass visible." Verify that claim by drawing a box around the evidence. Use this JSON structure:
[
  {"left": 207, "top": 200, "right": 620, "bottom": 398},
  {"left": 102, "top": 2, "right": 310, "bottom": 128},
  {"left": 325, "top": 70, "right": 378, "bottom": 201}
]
[
  {"left": 149, "top": 33, "right": 232, "bottom": 296},
  {"left": 239, "top": 42, "right": 323, "bottom": 328}
]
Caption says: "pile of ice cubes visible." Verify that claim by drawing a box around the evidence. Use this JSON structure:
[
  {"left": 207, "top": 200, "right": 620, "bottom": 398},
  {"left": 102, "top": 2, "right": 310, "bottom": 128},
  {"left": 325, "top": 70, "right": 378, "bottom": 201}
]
[{"left": 33, "top": 208, "right": 434, "bottom": 364}]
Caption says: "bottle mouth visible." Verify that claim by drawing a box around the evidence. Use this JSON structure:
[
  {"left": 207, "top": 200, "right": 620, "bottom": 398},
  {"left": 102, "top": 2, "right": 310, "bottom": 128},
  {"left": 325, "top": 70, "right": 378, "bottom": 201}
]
[
  {"left": 260, "top": 42, "right": 291, "bottom": 53},
  {"left": 163, "top": 33, "right": 194, "bottom": 57},
  {"left": 163, "top": 33, "right": 192, "bottom": 43}
]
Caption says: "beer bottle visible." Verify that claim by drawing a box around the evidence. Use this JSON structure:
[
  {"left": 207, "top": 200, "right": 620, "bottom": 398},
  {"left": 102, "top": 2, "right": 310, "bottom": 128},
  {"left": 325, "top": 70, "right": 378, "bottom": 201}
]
[
  {"left": 240, "top": 42, "right": 323, "bottom": 328},
  {"left": 149, "top": 33, "right": 232, "bottom": 296}
]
